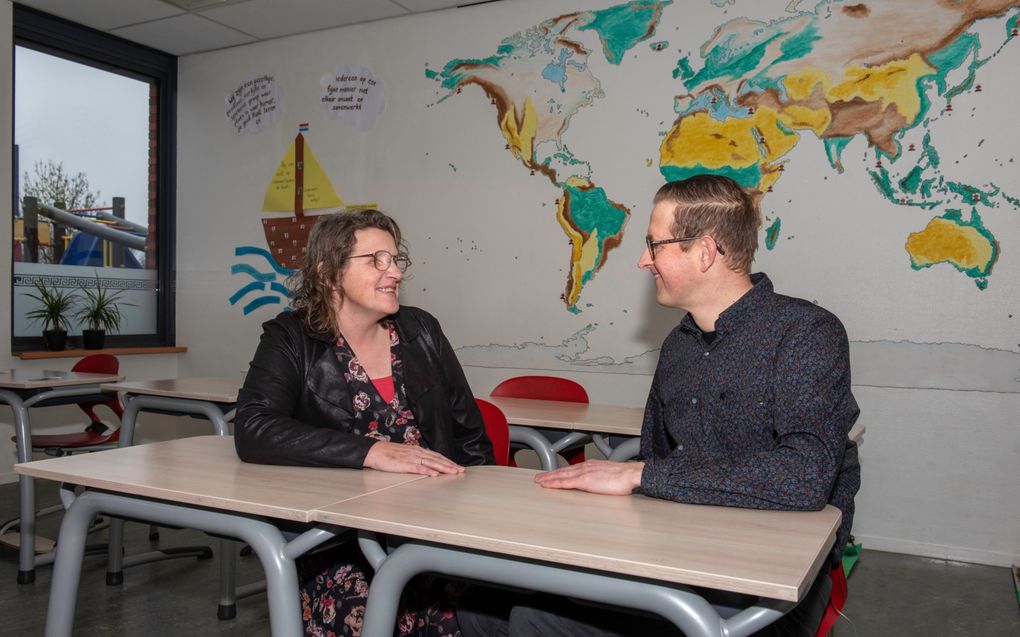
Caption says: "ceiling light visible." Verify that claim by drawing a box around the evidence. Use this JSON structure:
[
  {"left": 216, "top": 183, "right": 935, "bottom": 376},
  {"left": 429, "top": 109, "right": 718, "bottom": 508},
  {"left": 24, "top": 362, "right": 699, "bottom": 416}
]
[{"left": 162, "top": 0, "right": 257, "bottom": 10}]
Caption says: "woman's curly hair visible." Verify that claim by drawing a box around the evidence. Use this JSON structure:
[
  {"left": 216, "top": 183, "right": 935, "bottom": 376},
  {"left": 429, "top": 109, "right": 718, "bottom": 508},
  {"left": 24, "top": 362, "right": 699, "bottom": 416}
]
[{"left": 288, "top": 209, "right": 407, "bottom": 337}]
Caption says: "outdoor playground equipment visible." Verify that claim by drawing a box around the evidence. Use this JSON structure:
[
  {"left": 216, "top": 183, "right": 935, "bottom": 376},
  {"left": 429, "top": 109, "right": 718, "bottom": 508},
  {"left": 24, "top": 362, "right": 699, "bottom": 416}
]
[{"left": 16, "top": 197, "right": 147, "bottom": 268}]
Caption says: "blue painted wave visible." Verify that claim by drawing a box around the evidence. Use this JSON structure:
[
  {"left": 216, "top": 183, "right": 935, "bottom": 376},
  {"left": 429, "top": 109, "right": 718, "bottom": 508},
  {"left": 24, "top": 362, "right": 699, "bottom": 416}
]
[{"left": 230, "top": 246, "right": 296, "bottom": 315}]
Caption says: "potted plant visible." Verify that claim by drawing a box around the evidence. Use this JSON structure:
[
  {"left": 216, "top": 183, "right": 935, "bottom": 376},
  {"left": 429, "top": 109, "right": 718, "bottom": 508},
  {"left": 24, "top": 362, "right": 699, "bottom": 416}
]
[
  {"left": 73, "top": 276, "right": 133, "bottom": 349},
  {"left": 24, "top": 281, "right": 79, "bottom": 351}
]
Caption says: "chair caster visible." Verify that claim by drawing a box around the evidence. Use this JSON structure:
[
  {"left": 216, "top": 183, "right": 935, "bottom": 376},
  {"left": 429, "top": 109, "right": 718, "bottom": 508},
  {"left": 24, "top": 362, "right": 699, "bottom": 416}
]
[
  {"left": 17, "top": 569, "right": 35, "bottom": 584},
  {"left": 217, "top": 603, "right": 237, "bottom": 620},
  {"left": 106, "top": 571, "right": 124, "bottom": 586}
]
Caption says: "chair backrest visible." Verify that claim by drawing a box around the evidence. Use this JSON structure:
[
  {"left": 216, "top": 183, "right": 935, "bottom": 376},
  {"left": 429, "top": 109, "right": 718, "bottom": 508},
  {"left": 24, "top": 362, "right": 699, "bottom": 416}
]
[
  {"left": 475, "top": 398, "right": 510, "bottom": 466},
  {"left": 72, "top": 354, "right": 124, "bottom": 421},
  {"left": 72, "top": 354, "right": 120, "bottom": 375},
  {"left": 490, "top": 375, "right": 588, "bottom": 404}
]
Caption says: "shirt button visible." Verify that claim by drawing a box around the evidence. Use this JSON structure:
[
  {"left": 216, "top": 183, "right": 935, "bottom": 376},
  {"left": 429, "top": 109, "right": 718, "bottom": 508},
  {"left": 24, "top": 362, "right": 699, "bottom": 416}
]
[
  {"left": 691, "top": 397, "right": 698, "bottom": 404},
  {"left": 704, "top": 351, "right": 710, "bottom": 357},
  {"left": 677, "top": 444, "right": 684, "bottom": 451}
]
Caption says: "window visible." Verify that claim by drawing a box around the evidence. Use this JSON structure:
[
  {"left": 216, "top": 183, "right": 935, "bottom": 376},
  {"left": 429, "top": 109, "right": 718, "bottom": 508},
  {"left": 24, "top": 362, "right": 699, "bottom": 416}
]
[{"left": 11, "top": 6, "right": 176, "bottom": 351}]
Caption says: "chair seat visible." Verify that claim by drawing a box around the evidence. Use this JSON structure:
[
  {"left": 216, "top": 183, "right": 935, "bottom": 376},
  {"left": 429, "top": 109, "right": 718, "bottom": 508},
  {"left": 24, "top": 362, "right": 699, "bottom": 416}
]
[{"left": 27, "top": 430, "right": 118, "bottom": 449}]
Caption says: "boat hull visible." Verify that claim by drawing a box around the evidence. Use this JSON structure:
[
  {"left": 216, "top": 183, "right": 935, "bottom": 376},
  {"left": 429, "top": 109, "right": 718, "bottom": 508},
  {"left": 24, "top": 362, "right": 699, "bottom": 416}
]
[{"left": 261, "top": 214, "right": 329, "bottom": 270}]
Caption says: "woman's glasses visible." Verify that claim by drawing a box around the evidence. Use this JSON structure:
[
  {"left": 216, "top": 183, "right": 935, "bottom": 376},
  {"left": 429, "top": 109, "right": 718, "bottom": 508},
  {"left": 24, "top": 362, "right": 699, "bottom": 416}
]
[{"left": 345, "top": 250, "right": 412, "bottom": 273}]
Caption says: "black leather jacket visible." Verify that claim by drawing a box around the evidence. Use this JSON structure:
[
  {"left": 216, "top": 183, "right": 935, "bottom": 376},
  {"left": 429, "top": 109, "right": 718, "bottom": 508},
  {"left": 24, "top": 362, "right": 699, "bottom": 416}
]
[{"left": 235, "top": 306, "right": 493, "bottom": 468}]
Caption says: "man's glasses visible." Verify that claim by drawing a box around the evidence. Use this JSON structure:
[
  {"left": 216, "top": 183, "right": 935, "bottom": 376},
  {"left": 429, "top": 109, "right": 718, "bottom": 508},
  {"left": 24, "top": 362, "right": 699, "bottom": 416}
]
[
  {"left": 645, "top": 235, "right": 725, "bottom": 259},
  {"left": 345, "top": 250, "right": 412, "bottom": 273}
]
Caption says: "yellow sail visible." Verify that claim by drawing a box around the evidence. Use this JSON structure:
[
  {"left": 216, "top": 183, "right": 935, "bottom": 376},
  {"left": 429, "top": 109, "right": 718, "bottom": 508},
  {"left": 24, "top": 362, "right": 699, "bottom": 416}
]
[{"left": 261, "top": 135, "right": 343, "bottom": 213}]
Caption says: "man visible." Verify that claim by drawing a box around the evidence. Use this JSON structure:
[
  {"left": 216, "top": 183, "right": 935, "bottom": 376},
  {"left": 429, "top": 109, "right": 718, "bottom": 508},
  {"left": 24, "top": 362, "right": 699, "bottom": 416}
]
[{"left": 463, "top": 175, "right": 861, "bottom": 636}]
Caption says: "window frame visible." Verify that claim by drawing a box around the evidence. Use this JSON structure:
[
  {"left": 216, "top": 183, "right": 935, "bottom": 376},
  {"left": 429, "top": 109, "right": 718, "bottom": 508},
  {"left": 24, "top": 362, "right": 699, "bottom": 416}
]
[{"left": 11, "top": 5, "right": 177, "bottom": 351}]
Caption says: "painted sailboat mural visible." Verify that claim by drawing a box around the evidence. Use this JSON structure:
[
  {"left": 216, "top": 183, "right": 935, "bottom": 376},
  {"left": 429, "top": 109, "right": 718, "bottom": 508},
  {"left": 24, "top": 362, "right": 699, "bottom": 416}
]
[
  {"left": 260, "top": 124, "right": 343, "bottom": 270},
  {"left": 231, "top": 125, "right": 376, "bottom": 315}
]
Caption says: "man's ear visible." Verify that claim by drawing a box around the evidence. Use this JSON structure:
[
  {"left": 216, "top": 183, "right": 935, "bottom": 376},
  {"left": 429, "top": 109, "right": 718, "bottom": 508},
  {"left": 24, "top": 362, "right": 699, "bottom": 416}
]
[{"left": 698, "top": 236, "right": 718, "bottom": 272}]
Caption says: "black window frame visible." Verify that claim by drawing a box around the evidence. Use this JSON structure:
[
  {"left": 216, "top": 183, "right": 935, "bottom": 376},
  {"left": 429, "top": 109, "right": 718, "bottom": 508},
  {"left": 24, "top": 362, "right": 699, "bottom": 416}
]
[{"left": 11, "top": 4, "right": 177, "bottom": 351}]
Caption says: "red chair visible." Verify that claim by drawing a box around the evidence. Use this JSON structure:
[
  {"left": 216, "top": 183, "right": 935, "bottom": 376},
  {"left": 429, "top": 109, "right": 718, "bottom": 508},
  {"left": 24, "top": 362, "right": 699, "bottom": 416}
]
[
  {"left": 27, "top": 354, "right": 124, "bottom": 454},
  {"left": 491, "top": 375, "right": 588, "bottom": 466},
  {"left": 813, "top": 564, "right": 849, "bottom": 637},
  {"left": 475, "top": 398, "right": 510, "bottom": 466}
]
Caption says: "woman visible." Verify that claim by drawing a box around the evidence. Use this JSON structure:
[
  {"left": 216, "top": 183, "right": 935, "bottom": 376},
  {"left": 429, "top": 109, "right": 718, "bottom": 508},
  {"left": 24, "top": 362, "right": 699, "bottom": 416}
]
[{"left": 236, "top": 209, "right": 494, "bottom": 636}]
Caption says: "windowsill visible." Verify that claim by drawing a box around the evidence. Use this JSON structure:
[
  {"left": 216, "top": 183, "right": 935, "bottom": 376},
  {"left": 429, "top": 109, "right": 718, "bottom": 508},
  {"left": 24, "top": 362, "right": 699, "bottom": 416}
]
[{"left": 14, "top": 346, "right": 187, "bottom": 360}]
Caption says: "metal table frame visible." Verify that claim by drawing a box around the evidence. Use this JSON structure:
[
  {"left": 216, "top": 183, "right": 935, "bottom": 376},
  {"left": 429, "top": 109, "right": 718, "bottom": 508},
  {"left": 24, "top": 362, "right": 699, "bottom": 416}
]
[
  {"left": 356, "top": 532, "right": 793, "bottom": 637},
  {"left": 46, "top": 485, "right": 338, "bottom": 637},
  {"left": 0, "top": 384, "right": 118, "bottom": 583},
  {"left": 107, "top": 393, "right": 242, "bottom": 617},
  {"left": 508, "top": 426, "right": 639, "bottom": 470}
]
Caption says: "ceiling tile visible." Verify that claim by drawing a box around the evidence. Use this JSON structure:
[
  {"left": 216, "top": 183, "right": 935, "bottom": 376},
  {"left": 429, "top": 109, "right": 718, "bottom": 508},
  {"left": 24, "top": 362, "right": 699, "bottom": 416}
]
[
  {"left": 111, "top": 13, "right": 257, "bottom": 56},
  {"left": 198, "top": 0, "right": 409, "bottom": 40},
  {"left": 15, "top": 0, "right": 185, "bottom": 30}
]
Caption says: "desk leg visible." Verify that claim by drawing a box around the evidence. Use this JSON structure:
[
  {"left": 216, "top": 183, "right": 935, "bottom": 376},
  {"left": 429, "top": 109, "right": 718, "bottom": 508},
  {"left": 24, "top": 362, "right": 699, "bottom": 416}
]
[
  {"left": 9, "top": 399, "right": 37, "bottom": 583},
  {"left": 49, "top": 490, "right": 309, "bottom": 637},
  {"left": 218, "top": 539, "right": 238, "bottom": 619},
  {"left": 361, "top": 539, "right": 791, "bottom": 637},
  {"left": 507, "top": 426, "right": 558, "bottom": 471}
]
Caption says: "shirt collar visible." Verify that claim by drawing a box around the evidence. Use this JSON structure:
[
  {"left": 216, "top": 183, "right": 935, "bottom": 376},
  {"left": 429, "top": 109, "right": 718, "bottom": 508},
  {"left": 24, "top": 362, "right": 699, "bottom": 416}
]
[{"left": 679, "top": 272, "right": 772, "bottom": 338}]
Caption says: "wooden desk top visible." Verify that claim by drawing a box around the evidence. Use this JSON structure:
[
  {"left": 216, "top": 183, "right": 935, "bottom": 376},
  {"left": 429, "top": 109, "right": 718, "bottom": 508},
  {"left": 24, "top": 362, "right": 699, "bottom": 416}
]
[
  {"left": 487, "top": 395, "right": 867, "bottom": 445},
  {"left": 15, "top": 436, "right": 423, "bottom": 522},
  {"left": 0, "top": 370, "right": 123, "bottom": 390},
  {"left": 102, "top": 377, "right": 242, "bottom": 403},
  {"left": 315, "top": 465, "right": 840, "bottom": 602},
  {"left": 484, "top": 396, "right": 644, "bottom": 436}
]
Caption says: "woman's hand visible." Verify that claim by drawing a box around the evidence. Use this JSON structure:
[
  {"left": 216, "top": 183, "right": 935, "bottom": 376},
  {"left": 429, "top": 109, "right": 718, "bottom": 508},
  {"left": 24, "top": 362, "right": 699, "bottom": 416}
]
[{"left": 363, "top": 441, "right": 465, "bottom": 477}]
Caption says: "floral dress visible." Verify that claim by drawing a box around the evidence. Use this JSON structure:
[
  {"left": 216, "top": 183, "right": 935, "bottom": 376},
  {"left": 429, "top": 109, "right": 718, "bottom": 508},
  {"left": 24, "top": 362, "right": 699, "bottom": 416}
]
[{"left": 299, "top": 321, "right": 463, "bottom": 637}]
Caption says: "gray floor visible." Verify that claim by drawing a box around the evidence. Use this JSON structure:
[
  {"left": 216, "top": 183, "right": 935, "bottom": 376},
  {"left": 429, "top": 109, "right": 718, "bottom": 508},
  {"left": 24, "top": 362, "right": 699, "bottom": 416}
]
[{"left": 1, "top": 480, "right": 1017, "bottom": 636}]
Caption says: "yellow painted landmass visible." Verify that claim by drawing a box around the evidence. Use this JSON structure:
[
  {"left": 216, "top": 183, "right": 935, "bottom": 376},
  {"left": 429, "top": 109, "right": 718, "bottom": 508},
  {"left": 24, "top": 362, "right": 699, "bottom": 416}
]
[
  {"left": 564, "top": 175, "right": 591, "bottom": 189},
  {"left": 660, "top": 107, "right": 799, "bottom": 190},
  {"left": 777, "top": 103, "right": 830, "bottom": 136},
  {"left": 783, "top": 55, "right": 934, "bottom": 126},
  {"left": 783, "top": 67, "right": 830, "bottom": 101},
  {"left": 556, "top": 192, "right": 585, "bottom": 307},
  {"left": 827, "top": 54, "right": 934, "bottom": 124},
  {"left": 262, "top": 137, "right": 343, "bottom": 212},
  {"left": 905, "top": 217, "right": 994, "bottom": 270},
  {"left": 500, "top": 95, "right": 538, "bottom": 164}
]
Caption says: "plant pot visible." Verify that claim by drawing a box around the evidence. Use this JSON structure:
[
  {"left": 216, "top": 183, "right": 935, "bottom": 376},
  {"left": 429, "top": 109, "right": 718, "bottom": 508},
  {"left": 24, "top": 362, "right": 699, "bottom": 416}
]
[
  {"left": 42, "top": 329, "right": 68, "bottom": 352},
  {"left": 82, "top": 329, "right": 106, "bottom": 350}
]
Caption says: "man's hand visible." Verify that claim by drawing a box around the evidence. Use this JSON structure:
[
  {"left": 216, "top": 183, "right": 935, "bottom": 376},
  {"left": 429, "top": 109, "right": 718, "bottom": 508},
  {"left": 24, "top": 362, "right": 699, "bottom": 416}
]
[
  {"left": 363, "top": 441, "right": 464, "bottom": 477},
  {"left": 534, "top": 460, "right": 645, "bottom": 495}
]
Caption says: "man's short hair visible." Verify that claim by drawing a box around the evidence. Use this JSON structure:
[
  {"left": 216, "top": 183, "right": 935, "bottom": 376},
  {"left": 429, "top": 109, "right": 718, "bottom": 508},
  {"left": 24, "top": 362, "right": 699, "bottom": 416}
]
[{"left": 653, "top": 175, "right": 760, "bottom": 273}]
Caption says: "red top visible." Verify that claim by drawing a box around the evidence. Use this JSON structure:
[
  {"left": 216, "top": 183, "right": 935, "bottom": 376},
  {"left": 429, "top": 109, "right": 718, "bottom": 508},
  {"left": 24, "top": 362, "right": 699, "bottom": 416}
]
[{"left": 371, "top": 375, "right": 395, "bottom": 404}]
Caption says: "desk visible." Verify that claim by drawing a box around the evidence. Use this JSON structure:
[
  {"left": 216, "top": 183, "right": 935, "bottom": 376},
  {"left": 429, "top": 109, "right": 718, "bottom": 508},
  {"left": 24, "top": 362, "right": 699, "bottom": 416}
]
[
  {"left": 20, "top": 438, "right": 840, "bottom": 637},
  {"left": 101, "top": 377, "right": 242, "bottom": 444},
  {"left": 484, "top": 396, "right": 643, "bottom": 470},
  {"left": 100, "top": 377, "right": 243, "bottom": 616},
  {"left": 16, "top": 436, "right": 422, "bottom": 637},
  {"left": 317, "top": 465, "right": 841, "bottom": 637},
  {"left": 487, "top": 396, "right": 867, "bottom": 466},
  {"left": 0, "top": 369, "right": 122, "bottom": 583}
]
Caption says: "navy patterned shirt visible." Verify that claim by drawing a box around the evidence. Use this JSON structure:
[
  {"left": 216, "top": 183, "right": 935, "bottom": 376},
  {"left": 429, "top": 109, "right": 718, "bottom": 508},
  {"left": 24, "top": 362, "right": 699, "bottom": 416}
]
[{"left": 639, "top": 273, "right": 860, "bottom": 564}]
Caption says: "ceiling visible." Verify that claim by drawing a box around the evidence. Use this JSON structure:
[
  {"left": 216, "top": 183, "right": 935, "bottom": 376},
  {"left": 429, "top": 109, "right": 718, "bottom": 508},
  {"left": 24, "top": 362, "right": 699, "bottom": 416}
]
[{"left": 13, "top": 0, "right": 504, "bottom": 56}]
